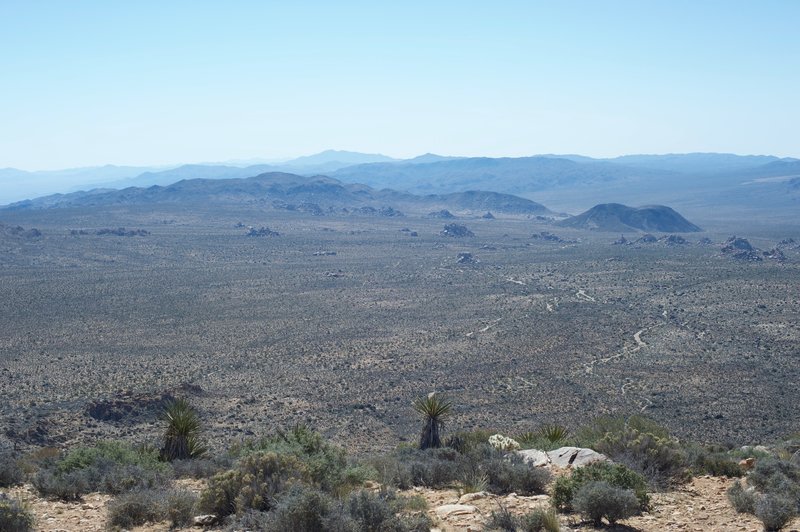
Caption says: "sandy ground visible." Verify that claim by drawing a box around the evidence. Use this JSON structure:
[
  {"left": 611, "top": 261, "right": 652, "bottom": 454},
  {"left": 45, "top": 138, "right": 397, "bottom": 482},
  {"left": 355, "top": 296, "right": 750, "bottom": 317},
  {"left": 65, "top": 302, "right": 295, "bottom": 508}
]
[{"left": 7, "top": 475, "right": 800, "bottom": 531}]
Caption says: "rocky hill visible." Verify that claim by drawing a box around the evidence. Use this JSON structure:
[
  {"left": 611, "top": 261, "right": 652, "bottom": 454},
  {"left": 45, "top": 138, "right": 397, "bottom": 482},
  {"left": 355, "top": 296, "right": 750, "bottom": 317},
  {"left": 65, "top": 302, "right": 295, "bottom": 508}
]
[
  {"left": 556, "top": 203, "right": 702, "bottom": 232},
  {"left": 1, "top": 172, "right": 552, "bottom": 217}
]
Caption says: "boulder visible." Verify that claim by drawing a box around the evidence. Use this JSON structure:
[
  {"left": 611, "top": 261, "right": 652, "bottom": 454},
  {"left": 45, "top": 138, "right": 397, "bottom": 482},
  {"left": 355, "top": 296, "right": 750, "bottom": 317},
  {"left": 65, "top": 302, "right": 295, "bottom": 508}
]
[
  {"left": 546, "top": 447, "right": 607, "bottom": 468},
  {"left": 428, "top": 209, "right": 456, "bottom": 219},
  {"left": 516, "top": 449, "right": 551, "bottom": 467},
  {"left": 457, "top": 252, "right": 479, "bottom": 265},
  {"left": 722, "top": 236, "right": 754, "bottom": 252},
  {"left": 441, "top": 223, "right": 474, "bottom": 237},
  {"left": 435, "top": 504, "right": 477, "bottom": 519},
  {"left": 458, "top": 491, "right": 490, "bottom": 504},
  {"left": 193, "top": 514, "right": 218, "bottom": 526}
]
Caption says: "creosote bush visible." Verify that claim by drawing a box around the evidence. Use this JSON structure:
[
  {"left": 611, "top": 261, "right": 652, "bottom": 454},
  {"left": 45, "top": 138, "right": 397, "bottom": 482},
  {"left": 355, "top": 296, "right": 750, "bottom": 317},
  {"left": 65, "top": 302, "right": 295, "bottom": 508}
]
[
  {"left": 727, "top": 480, "right": 757, "bottom": 514},
  {"left": 106, "top": 488, "right": 197, "bottom": 530},
  {"left": 0, "top": 454, "right": 25, "bottom": 488},
  {"left": 33, "top": 441, "right": 171, "bottom": 500},
  {"left": 572, "top": 480, "right": 639, "bottom": 526},
  {"left": 729, "top": 455, "right": 800, "bottom": 530},
  {"left": 755, "top": 494, "right": 796, "bottom": 531},
  {"left": 232, "top": 425, "right": 366, "bottom": 495},
  {"left": 579, "top": 415, "right": 688, "bottom": 488},
  {"left": 199, "top": 451, "right": 307, "bottom": 517},
  {"left": 484, "top": 506, "right": 560, "bottom": 532},
  {"left": 0, "top": 493, "right": 34, "bottom": 532},
  {"left": 553, "top": 461, "right": 649, "bottom": 512}
]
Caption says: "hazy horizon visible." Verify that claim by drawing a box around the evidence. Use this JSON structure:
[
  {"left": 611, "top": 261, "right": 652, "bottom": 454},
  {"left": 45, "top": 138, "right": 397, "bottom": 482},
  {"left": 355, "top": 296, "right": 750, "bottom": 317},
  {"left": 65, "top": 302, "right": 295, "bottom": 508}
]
[{"left": 2, "top": 1, "right": 799, "bottom": 170}]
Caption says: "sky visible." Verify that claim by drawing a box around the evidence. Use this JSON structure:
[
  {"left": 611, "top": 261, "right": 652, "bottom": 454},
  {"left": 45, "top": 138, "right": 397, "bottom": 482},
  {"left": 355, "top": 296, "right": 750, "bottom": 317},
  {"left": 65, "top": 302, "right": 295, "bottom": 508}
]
[{"left": 1, "top": 0, "right": 799, "bottom": 170}]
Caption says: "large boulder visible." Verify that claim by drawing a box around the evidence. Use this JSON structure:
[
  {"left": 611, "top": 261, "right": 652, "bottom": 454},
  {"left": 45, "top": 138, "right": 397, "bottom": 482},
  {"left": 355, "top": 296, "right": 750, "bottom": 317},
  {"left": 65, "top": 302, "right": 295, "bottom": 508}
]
[
  {"left": 547, "top": 446, "right": 608, "bottom": 468},
  {"left": 516, "top": 449, "right": 551, "bottom": 467}
]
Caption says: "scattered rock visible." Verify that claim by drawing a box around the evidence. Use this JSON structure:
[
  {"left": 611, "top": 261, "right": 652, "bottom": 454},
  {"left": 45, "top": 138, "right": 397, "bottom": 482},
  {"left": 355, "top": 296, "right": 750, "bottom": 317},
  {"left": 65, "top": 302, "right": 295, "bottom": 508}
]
[
  {"left": 3, "top": 225, "right": 42, "bottom": 238},
  {"left": 193, "top": 514, "right": 218, "bottom": 526},
  {"left": 697, "top": 237, "right": 714, "bottom": 245},
  {"left": 722, "top": 236, "right": 754, "bottom": 253},
  {"left": 662, "top": 234, "right": 688, "bottom": 245},
  {"left": 456, "top": 252, "right": 479, "bottom": 265},
  {"left": 531, "top": 231, "right": 576, "bottom": 244},
  {"left": 95, "top": 227, "right": 149, "bottom": 237},
  {"left": 763, "top": 248, "right": 786, "bottom": 261},
  {"left": 634, "top": 233, "right": 658, "bottom": 244},
  {"left": 613, "top": 235, "right": 629, "bottom": 245},
  {"left": 458, "top": 492, "right": 490, "bottom": 504},
  {"left": 435, "top": 504, "right": 477, "bottom": 519},
  {"left": 441, "top": 223, "right": 474, "bottom": 237},
  {"left": 86, "top": 391, "right": 176, "bottom": 424},
  {"left": 428, "top": 209, "right": 456, "bottom": 219},
  {"left": 732, "top": 250, "right": 762, "bottom": 262},
  {"left": 246, "top": 226, "right": 280, "bottom": 237},
  {"left": 378, "top": 206, "right": 404, "bottom": 217},
  {"left": 739, "top": 457, "right": 756, "bottom": 470}
]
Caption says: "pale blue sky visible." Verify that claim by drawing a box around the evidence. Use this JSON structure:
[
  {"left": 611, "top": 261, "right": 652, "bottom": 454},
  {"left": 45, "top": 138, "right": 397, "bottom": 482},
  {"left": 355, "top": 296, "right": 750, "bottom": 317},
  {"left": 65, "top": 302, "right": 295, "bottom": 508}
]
[{"left": 1, "top": 1, "right": 798, "bottom": 170}]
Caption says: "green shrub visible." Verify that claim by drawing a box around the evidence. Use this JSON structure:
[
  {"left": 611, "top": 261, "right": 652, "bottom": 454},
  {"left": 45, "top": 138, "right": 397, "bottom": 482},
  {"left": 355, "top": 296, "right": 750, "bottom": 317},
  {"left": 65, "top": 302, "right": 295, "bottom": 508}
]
[
  {"left": 485, "top": 505, "right": 518, "bottom": 531},
  {"left": 756, "top": 494, "right": 796, "bottom": 531},
  {"left": 445, "top": 430, "right": 492, "bottom": 454},
  {"left": 234, "top": 426, "right": 355, "bottom": 494},
  {"left": 748, "top": 457, "right": 800, "bottom": 496},
  {"left": 107, "top": 489, "right": 166, "bottom": 529},
  {"left": 0, "top": 493, "right": 34, "bottom": 532},
  {"left": 160, "top": 398, "right": 206, "bottom": 461},
  {"left": 728, "top": 480, "right": 757, "bottom": 514},
  {"left": 687, "top": 446, "right": 743, "bottom": 478},
  {"left": 32, "top": 469, "right": 89, "bottom": 501},
  {"left": 552, "top": 461, "right": 649, "bottom": 511},
  {"left": 519, "top": 507, "right": 561, "bottom": 532},
  {"left": 572, "top": 480, "right": 639, "bottom": 526},
  {"left": 481, "top": 452, "right": 551, "bottom": 495},
  {"left": 593, "top": 424, "right": 688, "bottom": 488},
  {"left": 33, "top": 442, "right": 172, "bottom": 500},
  {"left": 343, "top": 489, "right": 406, "bottom": 531},
  {"left": 0, "top": 454, "right": 25, "bottom": 487},
  {"left": 259, "top": 485, "right": 333, "bottom": 532},
  {"left": 198, "top": 451, "right": 307, "bottom": 517},
  {"left": 172, "top": 457, "right": 223, "bottom": 479},
  {"left": 166, "top": 488, "right": 197, "bottom": 528}
]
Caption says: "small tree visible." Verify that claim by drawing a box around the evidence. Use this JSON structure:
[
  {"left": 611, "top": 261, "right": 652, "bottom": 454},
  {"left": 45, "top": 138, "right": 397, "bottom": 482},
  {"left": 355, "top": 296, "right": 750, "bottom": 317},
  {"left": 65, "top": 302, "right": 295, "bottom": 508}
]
[
  {"left": 413, "top": 393, "right": 452, "bottom": 450},
  {"left": 160, "top": 398, "right": 206, "bottom": 461}
]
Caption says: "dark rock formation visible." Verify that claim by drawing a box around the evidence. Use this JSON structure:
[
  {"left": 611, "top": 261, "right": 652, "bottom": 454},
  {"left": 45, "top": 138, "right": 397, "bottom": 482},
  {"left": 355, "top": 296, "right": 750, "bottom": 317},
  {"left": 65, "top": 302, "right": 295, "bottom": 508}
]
[
  {"left": 246, "top": 226, "right": 280, "bottom": 237},
  {"left": 441, "top": 223, "right": 474, "bottom": 237}
]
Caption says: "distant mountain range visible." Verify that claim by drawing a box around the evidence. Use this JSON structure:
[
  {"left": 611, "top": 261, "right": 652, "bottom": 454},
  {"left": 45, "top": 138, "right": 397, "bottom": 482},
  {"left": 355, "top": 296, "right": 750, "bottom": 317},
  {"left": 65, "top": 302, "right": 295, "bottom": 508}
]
[
  {"left": 2, "top": 151, "right": 798, "bottom": 220},
  {"left": 1, "top": 172, "right": 552, "bottom": 217}
]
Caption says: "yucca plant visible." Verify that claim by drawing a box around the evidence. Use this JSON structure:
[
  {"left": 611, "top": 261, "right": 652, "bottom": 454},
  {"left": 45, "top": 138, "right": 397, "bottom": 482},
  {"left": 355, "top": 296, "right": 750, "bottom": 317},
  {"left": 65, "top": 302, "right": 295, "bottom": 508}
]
[
  {"left": 413, "top": 393, "right": 452, "bottom": 450},
  {"left": 539, "top": 424, "right": 569, "bottom": 444},
  {"left": 160, "top": 398, "right": 206, "bottom": 461}
]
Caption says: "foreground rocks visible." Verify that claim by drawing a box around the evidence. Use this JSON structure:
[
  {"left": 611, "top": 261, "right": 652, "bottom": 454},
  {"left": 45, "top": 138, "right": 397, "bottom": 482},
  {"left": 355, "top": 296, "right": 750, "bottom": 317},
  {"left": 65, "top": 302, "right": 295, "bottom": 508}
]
[{"left": 8, "top": 474, "right": 800, "bottom": 531}]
